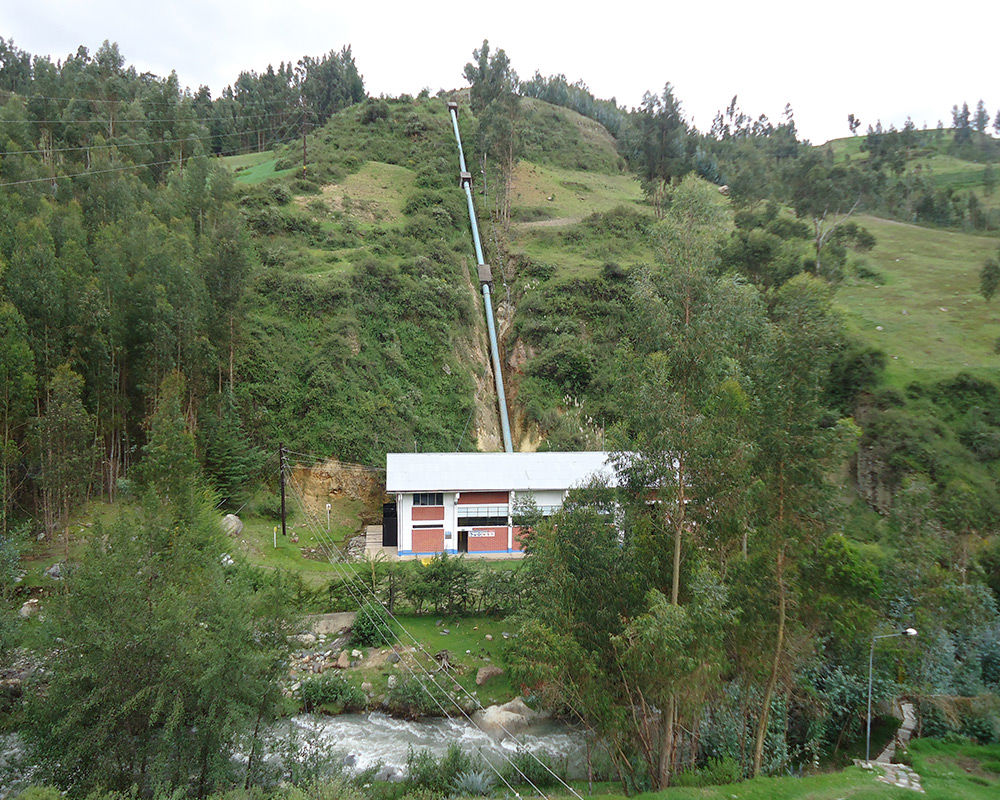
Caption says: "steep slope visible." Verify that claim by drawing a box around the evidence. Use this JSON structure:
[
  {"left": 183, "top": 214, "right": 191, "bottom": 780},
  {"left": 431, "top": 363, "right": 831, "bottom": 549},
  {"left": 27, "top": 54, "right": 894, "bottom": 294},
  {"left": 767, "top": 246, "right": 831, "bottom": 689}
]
[{"left": 228, "top": 96, "right": 501, "bottom": 464}]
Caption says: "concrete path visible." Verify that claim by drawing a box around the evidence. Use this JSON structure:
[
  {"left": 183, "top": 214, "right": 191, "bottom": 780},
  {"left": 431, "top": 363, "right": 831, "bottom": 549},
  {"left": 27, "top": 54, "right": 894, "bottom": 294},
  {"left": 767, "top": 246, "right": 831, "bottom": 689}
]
[{"left": 874, "top": 701, "right": 924, "bottom": 792}]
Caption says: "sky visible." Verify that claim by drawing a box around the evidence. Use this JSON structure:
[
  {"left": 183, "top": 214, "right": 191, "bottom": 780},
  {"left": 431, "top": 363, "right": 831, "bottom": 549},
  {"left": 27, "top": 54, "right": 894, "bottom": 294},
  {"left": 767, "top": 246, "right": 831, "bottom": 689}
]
[{"left": 2, "top": 0, "right": 998, "bottom": 144}]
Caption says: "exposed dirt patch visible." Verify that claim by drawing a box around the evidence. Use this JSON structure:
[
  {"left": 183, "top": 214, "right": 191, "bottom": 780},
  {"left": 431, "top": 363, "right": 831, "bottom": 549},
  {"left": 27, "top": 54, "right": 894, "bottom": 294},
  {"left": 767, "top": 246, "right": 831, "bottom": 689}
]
[
  {"left": 290, "top": 459, "right": 385, "bottom": 527},
  {"left": 515, "top": 216, "right": 581, "bottom": 229}
]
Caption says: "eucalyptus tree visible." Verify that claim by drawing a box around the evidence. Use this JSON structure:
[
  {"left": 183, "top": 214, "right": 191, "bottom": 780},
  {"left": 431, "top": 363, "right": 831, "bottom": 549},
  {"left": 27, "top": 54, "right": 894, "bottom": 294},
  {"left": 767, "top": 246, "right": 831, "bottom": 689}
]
[
  {"left": 611, "top": 176, "right": 766, "bottom": 786},
  {"left": 24, "top": 372, "right": 292, "bottom": 797},
  {"left": 746, "top": 274, "right": 855, "bottom": 774},
  {"left": 0, "top": 302, "right": 34, "bottom": 534}
]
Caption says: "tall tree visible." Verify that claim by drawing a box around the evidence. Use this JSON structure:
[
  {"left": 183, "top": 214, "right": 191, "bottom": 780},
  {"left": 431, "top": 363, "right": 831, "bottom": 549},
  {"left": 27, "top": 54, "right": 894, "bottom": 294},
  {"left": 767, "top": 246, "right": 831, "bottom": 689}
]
[
  {"left": 974, "top": 100, "right": 990, "bottom": 135},
  {"left": 746, "top": 274, "right": 853, "bottom": 774},
  {"left": 787, "top": 150, "right": 868, "bottom": 276},
  {"left": 0, "top": 302, "right": 35, "bottom": 535},
  {"left": 33, "top": 364, "right": 93, "bottom": 549},
  {"left": 981, "top": 248, "right": 1000, "bottom": 302},
  {"left": 463, "top": 40, "right": 520, "bottom": 228},
  {"left": 613, "top": 176, "right": 762, "bottom": 786},
  {"left": 23, "top": 454, "right": 292, "bottom": 796}
]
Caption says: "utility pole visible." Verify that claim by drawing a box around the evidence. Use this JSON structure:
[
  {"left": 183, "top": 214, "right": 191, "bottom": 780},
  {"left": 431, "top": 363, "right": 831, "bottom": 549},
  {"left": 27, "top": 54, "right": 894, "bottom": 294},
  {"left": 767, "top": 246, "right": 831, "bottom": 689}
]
[
  {"left": 278, "top": 442, "right": 287, "bottom": 538},
  {"left": 302, "top": 121, "right": 307, "bottom": 174}
]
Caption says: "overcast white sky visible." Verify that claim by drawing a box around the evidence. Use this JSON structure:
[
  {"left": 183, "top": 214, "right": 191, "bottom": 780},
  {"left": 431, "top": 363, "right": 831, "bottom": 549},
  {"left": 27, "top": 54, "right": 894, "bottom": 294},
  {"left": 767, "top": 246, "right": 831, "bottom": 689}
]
[{"left": 2, "top": 1, "right": 997, "bottom": 144}]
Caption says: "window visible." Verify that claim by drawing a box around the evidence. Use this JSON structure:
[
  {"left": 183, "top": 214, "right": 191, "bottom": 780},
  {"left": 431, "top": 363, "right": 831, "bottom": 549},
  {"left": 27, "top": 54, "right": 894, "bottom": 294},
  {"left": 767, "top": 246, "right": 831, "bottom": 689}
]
[
  {"left": 413, "top": 493, "right": 444, "bottom": 506},
  {"left": 458, "top": 515, "right": 508, "bottom": 527}
]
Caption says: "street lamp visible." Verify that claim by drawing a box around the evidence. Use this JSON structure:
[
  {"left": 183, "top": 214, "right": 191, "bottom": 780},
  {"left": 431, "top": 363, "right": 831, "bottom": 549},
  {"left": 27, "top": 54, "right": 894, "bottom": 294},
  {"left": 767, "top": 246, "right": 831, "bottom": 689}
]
[{"left": 867, "top": 627, "right": 918, "bottom": 763}]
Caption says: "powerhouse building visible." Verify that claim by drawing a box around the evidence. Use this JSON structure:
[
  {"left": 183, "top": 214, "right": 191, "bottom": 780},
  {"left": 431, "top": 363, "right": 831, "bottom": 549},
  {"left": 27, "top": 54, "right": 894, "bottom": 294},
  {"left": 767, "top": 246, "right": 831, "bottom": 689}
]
[{"left": 384, "top": 451, "right": 614, "bottom": 557}]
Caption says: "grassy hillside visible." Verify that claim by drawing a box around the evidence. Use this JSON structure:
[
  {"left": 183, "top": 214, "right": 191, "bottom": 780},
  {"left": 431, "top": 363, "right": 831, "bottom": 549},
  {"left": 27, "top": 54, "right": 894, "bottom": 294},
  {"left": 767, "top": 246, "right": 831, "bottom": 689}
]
[
  {"left": 822, "top": 129, "right": 1000, "bottom": 216},
  {"left": 835, "top": 215, "right": 1000, "bottom": 386}
]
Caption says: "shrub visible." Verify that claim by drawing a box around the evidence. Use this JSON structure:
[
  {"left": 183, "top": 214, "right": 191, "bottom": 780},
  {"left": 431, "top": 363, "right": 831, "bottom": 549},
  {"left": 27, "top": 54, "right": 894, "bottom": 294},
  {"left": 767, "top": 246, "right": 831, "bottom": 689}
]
[
  {"left": 405, "top": 744, "right": 472, "bottom": 795},
  {"left": 351, "top": 605, "right": 394, "bottom": 646},
  {"left": 452, "top": 769, "right": 495, "bottom": 796},
  {"left": 299, "top": 673, "right": 366, "bottom": 712},
  {"left": 502, "top": 749, "right": 565, "bottom": 788},
  {"left": 361, "top": 100, "right": 390, "bottom": 124},
  {"left": 672, "top": 757, "right": 741, "bottom": 787},
  {"left": 385, "top": 678, "right": 447, "bottom": 719}
]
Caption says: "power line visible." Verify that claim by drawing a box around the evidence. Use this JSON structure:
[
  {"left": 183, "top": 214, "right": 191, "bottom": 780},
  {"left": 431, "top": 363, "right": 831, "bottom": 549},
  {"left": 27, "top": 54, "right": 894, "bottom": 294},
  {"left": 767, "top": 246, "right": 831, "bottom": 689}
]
[
  {"left": 4, "top": 106, "right": 304, "bottom": 127},
  {"left": 281, "top": 469, "right": 541, "bottom": 797},
  {"left": 0, "top": 121, "right": 299, "bottom": 157},
  {"left": 0, "top": 124, "right": 304, "bottom": 189},
  {"left": 283, "top": 465, "right": 582, "bottom": 799}
]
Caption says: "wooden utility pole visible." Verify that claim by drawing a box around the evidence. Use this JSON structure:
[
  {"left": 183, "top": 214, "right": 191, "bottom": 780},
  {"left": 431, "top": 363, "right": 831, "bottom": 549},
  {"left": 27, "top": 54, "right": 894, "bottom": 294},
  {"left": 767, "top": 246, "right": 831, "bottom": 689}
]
[
  {"left": 279, "top": 442, "right": 287, "bottom": 537},
  {"left": 301, "top": 118, "right": 309, "bottom": 174}
]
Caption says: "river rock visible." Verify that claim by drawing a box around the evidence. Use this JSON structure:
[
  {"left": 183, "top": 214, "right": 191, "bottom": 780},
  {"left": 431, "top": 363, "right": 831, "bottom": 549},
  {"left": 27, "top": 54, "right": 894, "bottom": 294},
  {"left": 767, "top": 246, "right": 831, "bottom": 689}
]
[
  {"left": 336, "top": 651, "right": 351, "bottom": 669},
  {"left": 473, "top": 697, "right": 537, "bottom": 737},
  {"left": 221, "top": 514, "right": 244, "bottom": 537},
  {"left": 19, "top": 599, "right": 40, "bottom": 618},
  {"left": 476, "top": 666, "right": 504, "bottom": 686}
]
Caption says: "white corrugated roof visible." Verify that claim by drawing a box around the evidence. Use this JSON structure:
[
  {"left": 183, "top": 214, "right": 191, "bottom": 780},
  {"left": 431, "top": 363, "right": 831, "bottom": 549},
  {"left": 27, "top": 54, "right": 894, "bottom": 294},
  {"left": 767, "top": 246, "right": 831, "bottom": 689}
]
[{"left": 386, "top": 451, "right": 616, "bottom": 493}]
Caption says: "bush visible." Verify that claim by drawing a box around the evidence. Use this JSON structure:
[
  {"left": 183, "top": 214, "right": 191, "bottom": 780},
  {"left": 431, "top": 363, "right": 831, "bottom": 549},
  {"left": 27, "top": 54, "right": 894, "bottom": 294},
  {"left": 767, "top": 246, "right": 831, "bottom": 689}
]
[
  {"left": 351, "top": 605, "right": 394, "bottom": 646},
  {"left": 672, "top": 757, "right": 741, "bottom": 787},
  {"left": 405, "top": 744, "right": 472, "bottom": 795},
  {"left": 452, "top": 769, "right": 495, "bottom": 796},
  {"left": 385, "top": 678, "right": 448, "bottom": 719},
  {"left": 502, "top": 749, "right": 566, "bottom": 788},
  {"left": 299, "top": 673, "right": 366, "bottom": 712},
  {"left": 361, "top": 100, "right": 390, "bottom": 124}
]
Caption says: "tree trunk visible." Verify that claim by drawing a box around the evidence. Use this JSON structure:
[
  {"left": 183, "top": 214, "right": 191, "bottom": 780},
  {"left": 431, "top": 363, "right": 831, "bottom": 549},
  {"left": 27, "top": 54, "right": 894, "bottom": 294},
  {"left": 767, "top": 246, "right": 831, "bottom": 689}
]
[
  {"left": 753, "top": 544, "right": 786, "bottom": 776},
  {"left": 656, "top": 695, "right": 676, "bottom": 789}
]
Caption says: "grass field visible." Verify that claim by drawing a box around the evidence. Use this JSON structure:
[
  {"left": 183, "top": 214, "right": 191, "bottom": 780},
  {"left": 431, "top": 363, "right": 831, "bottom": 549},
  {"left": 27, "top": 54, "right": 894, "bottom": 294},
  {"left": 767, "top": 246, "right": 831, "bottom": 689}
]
[
  {"left": 296, "top": 160, "right": 416, "bottom": 226},
  {"left": 510, "top": 161, "right": 644, "bottom": 224},
  {"left": 508, "top": 160, "right": 652, "bottom": 280},
  {"left": 538, "top": 739, "right": 1000, "bottom": 800},
  {"left": 835, "top": 215, "right": 1000, "bottom": 386},
  {"left": 221, "top": 150, "right": 295, "bottom": 184}
]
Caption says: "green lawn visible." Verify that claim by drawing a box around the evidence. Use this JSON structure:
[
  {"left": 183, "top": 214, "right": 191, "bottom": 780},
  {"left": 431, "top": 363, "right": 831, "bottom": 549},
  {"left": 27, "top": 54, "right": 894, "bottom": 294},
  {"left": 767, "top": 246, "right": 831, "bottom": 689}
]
[
  {"left": 540, "top": 739, "right": 1000, "bottom": 800},
  {"left": 835, "top": 215, "right": 1000, "bottom": 386}
]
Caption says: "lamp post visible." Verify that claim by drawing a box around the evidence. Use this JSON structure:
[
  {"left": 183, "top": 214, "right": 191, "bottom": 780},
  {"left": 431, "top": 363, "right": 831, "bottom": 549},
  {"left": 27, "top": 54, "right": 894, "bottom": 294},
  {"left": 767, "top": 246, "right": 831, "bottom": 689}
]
[{"left": 867, "top": 627, "right": 917, "bottom": 763}]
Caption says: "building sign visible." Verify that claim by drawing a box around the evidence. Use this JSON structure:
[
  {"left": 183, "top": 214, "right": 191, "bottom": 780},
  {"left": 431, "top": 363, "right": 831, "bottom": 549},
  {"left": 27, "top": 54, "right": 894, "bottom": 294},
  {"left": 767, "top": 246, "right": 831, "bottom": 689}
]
[{"left": 469, "top": 530, "right": 494, "bottom": 538}]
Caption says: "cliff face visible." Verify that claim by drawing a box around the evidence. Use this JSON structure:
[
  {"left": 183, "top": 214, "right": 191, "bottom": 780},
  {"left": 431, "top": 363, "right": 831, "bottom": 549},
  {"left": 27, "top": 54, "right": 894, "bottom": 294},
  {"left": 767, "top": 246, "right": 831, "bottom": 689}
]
[{"left": 854, "top": 445, "right": 896, "bottom": 515}]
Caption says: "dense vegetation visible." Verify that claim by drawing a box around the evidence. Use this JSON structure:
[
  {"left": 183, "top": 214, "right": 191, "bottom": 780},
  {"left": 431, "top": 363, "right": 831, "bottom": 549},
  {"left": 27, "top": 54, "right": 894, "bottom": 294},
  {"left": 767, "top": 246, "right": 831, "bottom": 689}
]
[{"left": 1, "top": 33, "right": 1000, "bottom": 800}]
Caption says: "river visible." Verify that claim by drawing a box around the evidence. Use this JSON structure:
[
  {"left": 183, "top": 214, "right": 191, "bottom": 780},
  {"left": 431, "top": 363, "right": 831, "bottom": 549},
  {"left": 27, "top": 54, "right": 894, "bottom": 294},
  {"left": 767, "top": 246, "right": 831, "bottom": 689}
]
[
  {"left": 1, "top": 714, "right": 590, "bottom": 794},
  {"left": 286, "top": 712, "right": 589, "bottom": 780}
]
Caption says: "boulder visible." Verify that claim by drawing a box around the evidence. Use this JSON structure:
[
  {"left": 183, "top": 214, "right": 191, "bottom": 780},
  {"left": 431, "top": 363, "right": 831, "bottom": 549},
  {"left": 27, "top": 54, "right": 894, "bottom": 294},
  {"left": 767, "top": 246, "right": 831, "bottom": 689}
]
[
  {"left": 44, "top": 562, "right": 64, "bottom": 580},
  {"left": 295, "top": 633, "right": 317, "bottom": 647},
  {"left": 351, "top": 649, "right": 362, "bottom": 658},
  {"left": 473, "top": 697, "right": 538, "bottom": 737},
  {"left": 361, "top": 681, "right": 373, "bottom": 693},
  {"left": 336, "top": 651, "right": 351, "bottom": 669},
  {"left": 475, "top": 666, "right": 504, "bottom": 686},
  {"left": 387, "top": 652, "right": 401, "bottom": 664},
  {"left": 221, "top": 514, "right": 244, "bottom": 537},
  {"left": 387, "top": 674, "right": 398, "bottom": 689},
  {"left": 18, "top": 599, "right": 40, "bottom": 618}
]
